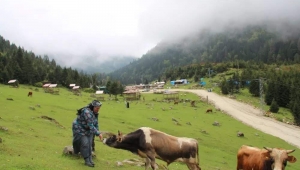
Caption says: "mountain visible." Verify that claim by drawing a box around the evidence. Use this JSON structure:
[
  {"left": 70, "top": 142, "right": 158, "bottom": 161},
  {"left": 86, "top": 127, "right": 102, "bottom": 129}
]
[
  {"left": 109, "top": 25, "right": 300, "bottom": 85},
  {"left": 74, "top": 56, "right": 136, "bottom": 74}
]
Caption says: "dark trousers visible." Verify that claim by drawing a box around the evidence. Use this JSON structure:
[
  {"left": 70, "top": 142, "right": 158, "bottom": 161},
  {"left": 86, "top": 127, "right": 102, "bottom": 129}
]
[
  {"left": 73, "top": 134, "right": 93, "bottom": 159},
  {"left": 92, "top": 135, "right": 95, "bottom": 151}
]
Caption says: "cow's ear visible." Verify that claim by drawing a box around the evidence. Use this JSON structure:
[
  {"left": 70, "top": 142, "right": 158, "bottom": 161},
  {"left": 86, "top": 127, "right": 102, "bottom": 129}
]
[
  {"left": 287, "top": 156, "right": 297, "bottom": 163},
  {"left": 118, "top": 130, "right": 122, "bottom": 136}
]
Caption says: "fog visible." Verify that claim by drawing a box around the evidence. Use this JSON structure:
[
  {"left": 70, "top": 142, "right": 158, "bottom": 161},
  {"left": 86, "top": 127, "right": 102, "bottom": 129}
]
[{"left": 0, "top": 0, "right": 299, "bottom": 67}]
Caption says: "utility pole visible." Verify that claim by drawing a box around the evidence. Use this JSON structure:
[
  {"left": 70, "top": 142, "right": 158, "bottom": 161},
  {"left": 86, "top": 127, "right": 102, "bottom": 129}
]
[{"left": 259, "top": 78, "right": 265, "bottom": 115}]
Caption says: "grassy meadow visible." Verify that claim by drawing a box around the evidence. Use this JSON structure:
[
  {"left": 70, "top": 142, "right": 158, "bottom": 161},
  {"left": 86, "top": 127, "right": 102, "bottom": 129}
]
[{"left": 0, "top": 84, "right": 299, "bottom": 170}]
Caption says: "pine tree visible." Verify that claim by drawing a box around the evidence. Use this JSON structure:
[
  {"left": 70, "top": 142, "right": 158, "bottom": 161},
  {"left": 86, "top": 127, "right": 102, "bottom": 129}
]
[
  {"left": 292, "top": 98, "right": 300, "bottom": 125},
  {"left": 270, "top": 98, "right": 279, "bottom": 113},
  {"left": 265, "top": 81, "right": 275, "bottom": 105},
  {"left": 249, "top": 80, "right": 260, "bottom": 97},
  {"left": 220, "top": 78, "right": 229, "bottom": 95}
]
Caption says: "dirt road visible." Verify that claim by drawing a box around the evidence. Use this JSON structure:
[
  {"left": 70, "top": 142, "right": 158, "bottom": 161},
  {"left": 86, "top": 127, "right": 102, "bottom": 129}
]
[{"left": 170, "top": 89, "right": 300, "bottom": 149}]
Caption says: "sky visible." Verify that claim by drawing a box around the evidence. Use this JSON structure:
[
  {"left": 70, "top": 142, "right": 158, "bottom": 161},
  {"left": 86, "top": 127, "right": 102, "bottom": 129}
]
[{"left": 1, "top": 0, "right": 300, "bottom": 67}]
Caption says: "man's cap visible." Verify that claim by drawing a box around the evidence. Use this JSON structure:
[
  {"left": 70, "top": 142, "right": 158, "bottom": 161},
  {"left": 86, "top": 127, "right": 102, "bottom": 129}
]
[{"left": 91, "top": 100, "right": 102, "bottom": 107}]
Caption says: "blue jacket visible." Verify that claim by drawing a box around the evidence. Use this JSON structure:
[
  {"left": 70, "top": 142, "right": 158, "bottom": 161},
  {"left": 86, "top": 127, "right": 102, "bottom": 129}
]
[{"left": 72, "top": 107, "right": 100, "bottom": 136}]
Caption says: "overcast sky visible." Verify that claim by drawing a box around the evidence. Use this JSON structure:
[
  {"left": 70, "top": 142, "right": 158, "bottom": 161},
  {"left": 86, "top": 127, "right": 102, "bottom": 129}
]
[{"left": 1, "top": 0, "right": 300, "bottom": 67}]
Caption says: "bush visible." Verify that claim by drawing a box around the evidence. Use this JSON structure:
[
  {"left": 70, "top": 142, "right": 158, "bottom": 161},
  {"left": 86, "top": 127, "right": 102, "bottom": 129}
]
[
  {"left": 270, "top": 99, "right": 279, "bottom": 113},
  {"left": 34, "top": 82, "right": 43, "bottom": 87},
  {"left": 83, "top": 88, "right": 95, "bottom": 93}
]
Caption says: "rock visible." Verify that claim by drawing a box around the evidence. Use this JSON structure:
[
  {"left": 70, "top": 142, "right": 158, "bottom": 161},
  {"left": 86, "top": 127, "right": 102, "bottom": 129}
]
[
  {"left": 63, "top": 146, "right": 74, "bottom": 155},
  {"left": 116, "top": 161, "right": 123, "bottom": 166},
  {"left": 237, "top": 132, "right": 244, "bottom": 137},
  {"left": 62, "top": 145, "right": 95, "bottom": 157},
  {"left": 212, "top": 121, "right": 220, "bottom": 126},
  {"left": 151, "top": 117, "right": 159, "bottom": 121},
  {"left": 172, "top": 118, "right": 178, "bottom": 122},
  {"left": 0, "top": 126, "right": 8, "bottom": 131}
]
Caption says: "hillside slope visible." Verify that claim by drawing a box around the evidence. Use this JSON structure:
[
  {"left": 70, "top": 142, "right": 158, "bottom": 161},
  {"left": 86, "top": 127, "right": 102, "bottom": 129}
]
[{"left": 109, "top": 26, "right": 300, "bottom": 84}]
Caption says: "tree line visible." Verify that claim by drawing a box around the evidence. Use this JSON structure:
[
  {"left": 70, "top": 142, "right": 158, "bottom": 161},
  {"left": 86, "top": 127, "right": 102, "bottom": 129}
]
[
  {"left": 218, "top": 62, "right": 300, "bottom": 126},
  {"left": 0, "top": 35, "right": 111, "bottom": 90},
  {"left": 109, "top": 26, "right": 300, "bottom": 84}
]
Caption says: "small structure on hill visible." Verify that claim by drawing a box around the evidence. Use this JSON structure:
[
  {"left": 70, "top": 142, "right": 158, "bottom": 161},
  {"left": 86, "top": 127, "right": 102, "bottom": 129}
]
[
  {"left": 72, "top": 86, "right": 81, "bottom": 95},
  {"left": 42, "top": 83, "right": 51, "bottom": 89},
  {"left": 99, "top": 86, "right": 109, "bottom": 94},
  {"left": 95, "top": 90, "right": 105, "bottom": 101},
  {"left": 123, "top": 90, "right": 141, "bottom": 101},
  {"left": 69, "top": 84, "right": 76, "bottom": 89},
  {"left": 43, "top": 84, "right": 59, "bottom": 94},
  {"left": 163, "top": 91, "right": 179, "bottom": 101},
  {"left": 8, "top": 79, "right": 19, "bottom": 88}
]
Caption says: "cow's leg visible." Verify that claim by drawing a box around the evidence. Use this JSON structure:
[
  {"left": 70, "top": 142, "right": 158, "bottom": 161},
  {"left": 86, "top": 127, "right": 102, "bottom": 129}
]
[
  {"left": 186, "top": 163, "right": 201, "bottom": 170},
  {"left": 146, "top": 154, "right": 157, "bottom": 170},
  {"left": 145, "top": 157, "right": 151, "bottom": 170}
]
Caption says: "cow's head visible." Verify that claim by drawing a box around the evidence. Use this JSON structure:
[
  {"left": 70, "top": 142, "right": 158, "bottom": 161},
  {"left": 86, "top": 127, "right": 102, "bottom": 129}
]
[
  {"left": 103, "top": 130, "right": 123, "bottom": 147},
  {"left": 263, "top": 147, "right": 297, "bottom": 170}
]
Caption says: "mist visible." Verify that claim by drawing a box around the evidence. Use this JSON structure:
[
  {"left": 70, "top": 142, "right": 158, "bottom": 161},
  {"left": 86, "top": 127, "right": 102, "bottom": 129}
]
[{"left": 0, "top": 0, "right": 299, "bottom": 68}]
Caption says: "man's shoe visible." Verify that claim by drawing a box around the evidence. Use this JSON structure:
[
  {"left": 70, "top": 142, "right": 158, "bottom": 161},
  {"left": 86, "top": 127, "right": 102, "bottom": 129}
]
[
  {"left": 84, "top": 158, "right": 94, "bottom": 167},
  {"left": 89, "top": 156, "right": 95, "bottom": 165}
]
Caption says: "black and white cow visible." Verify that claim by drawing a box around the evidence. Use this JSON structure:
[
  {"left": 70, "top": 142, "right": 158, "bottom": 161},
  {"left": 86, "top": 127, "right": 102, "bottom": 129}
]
[{"left": 103, "top": 127, "right": 201, "bottom": 170}]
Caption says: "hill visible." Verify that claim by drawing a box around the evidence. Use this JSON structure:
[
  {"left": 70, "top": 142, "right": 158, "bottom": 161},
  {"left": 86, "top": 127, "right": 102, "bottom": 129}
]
[
  {"left": 0, "top": 84, "right": 299, "bottom": 170},
  {"left": 109, "top": 25, "right": 300, "bottom": 84}
]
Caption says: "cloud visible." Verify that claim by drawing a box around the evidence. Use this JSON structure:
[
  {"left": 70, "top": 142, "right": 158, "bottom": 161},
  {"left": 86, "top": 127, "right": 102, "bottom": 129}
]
[{"left": 0, "top": 0, "right": 300, "bottom": 68}]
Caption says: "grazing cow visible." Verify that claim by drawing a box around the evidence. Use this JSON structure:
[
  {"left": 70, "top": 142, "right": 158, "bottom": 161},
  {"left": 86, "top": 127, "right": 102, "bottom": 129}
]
[
  {"left": 174, "top": 101, "right": 179, "bottom": 105},
  {"left": 191, "top": 100, "right": 196, "bottom": 107},
  {"left": 206, "top": 109, "right": 212, "bottom": 113},
  {"left": 237, "top": 145, "right": 297, "bottom": 170},
  {"left": 28, "top": 91, "right": 33, "bottom": 97},
  {"left": 103, "top": 127, "right": 201, "bottom": 170}
]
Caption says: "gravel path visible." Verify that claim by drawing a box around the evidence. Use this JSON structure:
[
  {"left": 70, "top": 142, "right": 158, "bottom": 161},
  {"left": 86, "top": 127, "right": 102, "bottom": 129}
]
[{"left": 170, "top": 89, "right": 300, "bottom": 149}]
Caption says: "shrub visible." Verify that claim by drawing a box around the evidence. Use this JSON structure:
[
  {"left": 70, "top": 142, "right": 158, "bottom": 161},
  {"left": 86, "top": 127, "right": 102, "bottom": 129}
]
[
  {"left": 83, "top": 88, "right": 95, "bottom": 93},
  {"left": 34, "top": 82, "right": 43, "bottom": 87},
  {"left": 270, "top": 98, "right": 279, "bottom": 113}
]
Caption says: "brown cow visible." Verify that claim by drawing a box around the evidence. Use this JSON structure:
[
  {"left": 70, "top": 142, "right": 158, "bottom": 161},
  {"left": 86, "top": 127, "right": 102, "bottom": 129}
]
[
  {"left": 191, "top": 100, "right": 196, "bottom": 107},
  {"left": 28, "top": 91, "right": 33, "bottom": 97},
  {"left": 174, "top": 101, "right": 179, "bottom": 105},
  {"left": 103, "top": 127, "right": 201, "bottom": 170},
  {"left": 206, "top": 109, "right": 212, "bottom": 113},
  {"left": 237, "top": 145, "right": 297, "bottom": 170}
]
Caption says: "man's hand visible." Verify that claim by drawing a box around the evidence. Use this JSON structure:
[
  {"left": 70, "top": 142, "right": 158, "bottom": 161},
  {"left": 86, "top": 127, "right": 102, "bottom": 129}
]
[{"left": 99, "top": 133, "right": 103, "bottom": 141}]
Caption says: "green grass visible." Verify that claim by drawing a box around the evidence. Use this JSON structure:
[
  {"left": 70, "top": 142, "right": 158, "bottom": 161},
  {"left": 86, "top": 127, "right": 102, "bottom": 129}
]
[{"left": 0, "top": 84, "right": 299, "bottom": 170}]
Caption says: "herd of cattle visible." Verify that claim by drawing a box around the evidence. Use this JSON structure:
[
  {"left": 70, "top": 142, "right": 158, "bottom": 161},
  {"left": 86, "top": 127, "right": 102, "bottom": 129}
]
[{"left": 103, "top": 127, "right": 297, "bottom": 170}]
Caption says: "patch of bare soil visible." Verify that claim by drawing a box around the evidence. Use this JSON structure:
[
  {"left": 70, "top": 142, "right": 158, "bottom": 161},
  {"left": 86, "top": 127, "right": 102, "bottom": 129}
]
[{"left": 40, "top": 116, "right": 65, "bottom": 129}]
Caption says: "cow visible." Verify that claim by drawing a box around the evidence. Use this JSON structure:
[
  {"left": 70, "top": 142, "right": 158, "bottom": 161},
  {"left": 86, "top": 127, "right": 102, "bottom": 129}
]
[
  {"left": 174, "top": 101, "right": 179, "bottom": 105},
  {"left": 191, "top": 100, "right": 196, "bottom": 107},
  {"left": 206, "top": 109, "right": 212, "bottom": 113},
  {"left": 237, "top": 145, "right": 297, "bottom": 170},
  {"left": 103, "top": 127, "right": 201, "bottom": 170},
  {"left": 28, "top": 91, "right": 33, "bottom": 97}
]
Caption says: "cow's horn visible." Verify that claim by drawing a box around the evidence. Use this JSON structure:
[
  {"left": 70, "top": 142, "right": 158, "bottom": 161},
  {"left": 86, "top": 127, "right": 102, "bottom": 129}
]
[
  {"left": 286, "top": 149, "right": 295, "bottom": 154},
  {"left": 263, "top": 147, "right": 272, "bottom": 151}
]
